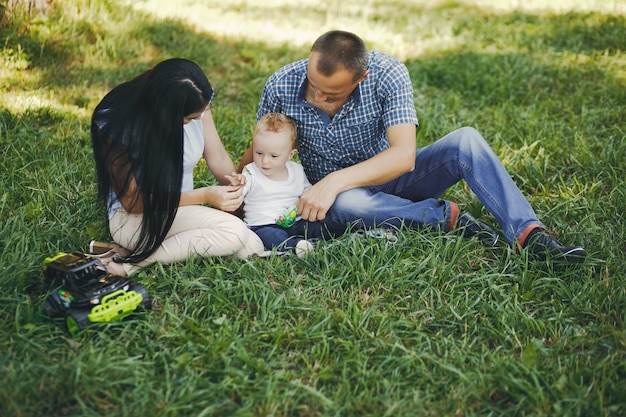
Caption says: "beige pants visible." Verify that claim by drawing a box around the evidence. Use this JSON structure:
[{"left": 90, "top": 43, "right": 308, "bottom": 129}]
[{"left": 109, "top": 205, "right": 264, "bottom": 275}]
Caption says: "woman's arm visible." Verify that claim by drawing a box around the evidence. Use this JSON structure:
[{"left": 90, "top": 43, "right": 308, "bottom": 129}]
[
  {"left": 112, "top": 168, "right": 244, "bottom": 213},
  {"left": 177, "top": 108, "right": 245, "bottom": 212},
  {"left": 178, "top": 186, "right": 243, "bottom": 213},
  {"left": 114, "top": 109, "right": 245, "bottom": 213},
  {"left": 201, "top": 108, "right": 237, "bottom": 184}
]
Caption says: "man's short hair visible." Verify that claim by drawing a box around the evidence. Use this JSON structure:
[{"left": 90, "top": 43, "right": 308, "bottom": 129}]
[{"left": 311, "top": 30, "right": 369, "bottom": 82}]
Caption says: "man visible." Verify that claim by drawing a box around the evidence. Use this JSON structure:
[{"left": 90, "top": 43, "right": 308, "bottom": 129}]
[{"left": 241, "top": 30, "right": 586, "bottom": 262}]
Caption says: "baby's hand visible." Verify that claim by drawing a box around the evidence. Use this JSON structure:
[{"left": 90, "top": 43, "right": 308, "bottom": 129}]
[{"left": 225, "top": 172, "right": 246, "bottom": 187}]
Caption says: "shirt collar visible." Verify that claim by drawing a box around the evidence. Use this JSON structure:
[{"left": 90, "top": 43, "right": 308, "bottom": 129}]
[{"left": 297, "top": 77, "right": 309, "bottom": 107}]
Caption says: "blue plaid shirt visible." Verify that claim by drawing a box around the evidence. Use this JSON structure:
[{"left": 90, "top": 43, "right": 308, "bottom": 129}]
[{"left": 257, "top": 51, "right": 419, "bottom": 184}]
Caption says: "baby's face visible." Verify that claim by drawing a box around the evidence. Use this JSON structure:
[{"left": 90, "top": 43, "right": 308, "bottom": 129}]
[{"left": 252, "top": 129, "right": 296, "bottom": 179}]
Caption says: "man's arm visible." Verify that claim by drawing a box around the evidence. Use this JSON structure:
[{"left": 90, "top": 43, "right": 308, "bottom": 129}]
[{"left": 297, "top": 123, "right": 416, "bottom": 222}]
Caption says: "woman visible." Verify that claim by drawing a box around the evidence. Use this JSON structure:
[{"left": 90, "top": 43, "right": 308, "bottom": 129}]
[{"left": 91, "top": 58, "right": 264, "bottom": 276}]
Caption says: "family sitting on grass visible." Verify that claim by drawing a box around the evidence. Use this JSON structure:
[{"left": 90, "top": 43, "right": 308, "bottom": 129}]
[{"left": 89, "top": 30, "right": 586, "bottom": 277}]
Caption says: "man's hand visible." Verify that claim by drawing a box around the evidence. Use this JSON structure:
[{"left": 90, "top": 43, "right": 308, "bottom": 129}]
[{"left": 296, "top": 179, "right": 339, "bottom": 221}]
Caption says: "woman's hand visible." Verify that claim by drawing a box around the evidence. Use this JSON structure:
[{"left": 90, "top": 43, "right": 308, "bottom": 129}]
[
  {"left": 200, "top": 185, "right": 244, "bottom": 213},
  {"left": 179, "top": 185, "right": 244, "bottom": 212}
]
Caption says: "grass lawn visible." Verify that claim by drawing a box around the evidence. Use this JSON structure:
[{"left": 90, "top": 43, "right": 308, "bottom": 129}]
[{"left": 1, "top": 0, "right": 625, "bottom": 415}]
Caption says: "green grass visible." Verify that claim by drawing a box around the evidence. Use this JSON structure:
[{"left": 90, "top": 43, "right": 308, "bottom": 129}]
[{"left": 1, "top": 0, "right": 625, "bottom": 416}]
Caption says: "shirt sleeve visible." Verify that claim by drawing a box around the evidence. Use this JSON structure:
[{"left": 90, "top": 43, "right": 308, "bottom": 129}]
[{"left": 376, "top": 56, "right": 419, "bottom": 129}]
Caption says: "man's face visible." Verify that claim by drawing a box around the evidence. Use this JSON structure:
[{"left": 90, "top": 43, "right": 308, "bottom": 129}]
[{"left": 306, "top": 52, "right": 367, "bottom": 107}]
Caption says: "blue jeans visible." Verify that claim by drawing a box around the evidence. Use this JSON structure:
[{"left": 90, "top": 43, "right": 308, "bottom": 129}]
[
  {"left": 323, "top": 127, "right": 543, "bottom": 244},
  {"left": 251, "top": 219, "right": 336, "bottom": 251}
]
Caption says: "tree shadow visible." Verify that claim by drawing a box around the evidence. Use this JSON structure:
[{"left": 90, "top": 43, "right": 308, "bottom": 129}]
[
  {"left": 534, "top": 12, "right": 625, "bottom": 55},
  {"left": 402, "top": 10, "right": 625, "bottom": 154}
]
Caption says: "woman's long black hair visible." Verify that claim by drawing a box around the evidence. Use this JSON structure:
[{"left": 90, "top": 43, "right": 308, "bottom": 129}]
[{"left": 91, "top": 58, "right": 214, "bottom": 263}]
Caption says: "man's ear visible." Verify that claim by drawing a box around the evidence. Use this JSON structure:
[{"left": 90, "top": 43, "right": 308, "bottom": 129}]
[{"left": 357, "top": 70, "right": 369, "bottom": 83}]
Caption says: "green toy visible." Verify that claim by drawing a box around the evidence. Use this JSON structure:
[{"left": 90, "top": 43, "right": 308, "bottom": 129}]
[
  {"left": 276, "top": 204, "right": 298, "bottom": 228},
  {"left": 41, "top": 252, "right": 151, "bottom": 336}
]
